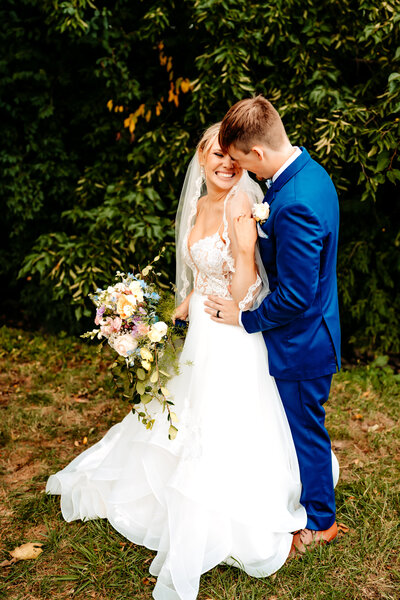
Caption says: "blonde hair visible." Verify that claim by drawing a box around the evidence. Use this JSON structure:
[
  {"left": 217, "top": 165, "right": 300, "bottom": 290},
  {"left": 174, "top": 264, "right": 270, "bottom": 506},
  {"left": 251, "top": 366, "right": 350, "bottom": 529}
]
[
  {"left": 219, "top": 96, "right": 288, "bottom": 153},
  {"left": 196, "top": 122, "right": 221, "bottom": 157}
]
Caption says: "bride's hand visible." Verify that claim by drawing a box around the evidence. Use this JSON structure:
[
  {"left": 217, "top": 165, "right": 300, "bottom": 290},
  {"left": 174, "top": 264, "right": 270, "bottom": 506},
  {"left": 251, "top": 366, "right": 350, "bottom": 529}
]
[
  {"left": 234, "top": 214, "right": 257, "bottom": 255},
  {"left": 172, "top": 300, "right": 189, "bottom": 324}
]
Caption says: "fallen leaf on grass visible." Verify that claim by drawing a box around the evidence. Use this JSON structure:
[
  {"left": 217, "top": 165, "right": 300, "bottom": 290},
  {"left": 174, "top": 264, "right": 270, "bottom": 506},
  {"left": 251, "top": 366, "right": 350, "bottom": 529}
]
[
  {"left": 11, "top": 542, "right": 43, "bottom": 560},
  {"left": 1, "top": 542, "right": 43, "bottom": 567},
  {"left": 367, "top": 424, "right": 380, "bottom": 432},
  {"left": 0, "top": 559, "right": 16, "bottom": 567},
  {"left": 353, "top": 413, "right": 363, "bottom": 420},
  {"left": 142, "top": 576, "right": 156, "bottom": 585}
]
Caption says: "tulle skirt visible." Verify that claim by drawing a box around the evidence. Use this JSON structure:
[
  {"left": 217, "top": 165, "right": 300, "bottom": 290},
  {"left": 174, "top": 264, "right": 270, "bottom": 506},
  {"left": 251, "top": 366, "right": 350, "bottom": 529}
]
[{"left": 47, "top": 292, "right": 327, "bottom": 599}]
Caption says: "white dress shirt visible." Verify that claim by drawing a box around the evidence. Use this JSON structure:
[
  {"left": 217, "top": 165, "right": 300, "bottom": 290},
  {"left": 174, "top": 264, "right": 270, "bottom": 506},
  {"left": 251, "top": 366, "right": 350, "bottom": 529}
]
[{"left": 238, "top": 146, "right": 302, "bottom": 326}]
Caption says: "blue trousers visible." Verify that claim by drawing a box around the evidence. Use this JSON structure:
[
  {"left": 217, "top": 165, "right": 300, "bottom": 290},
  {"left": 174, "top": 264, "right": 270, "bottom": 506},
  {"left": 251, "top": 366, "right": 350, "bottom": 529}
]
[{"left": 275, "top": 375, "right": 336, "bottom": 531}]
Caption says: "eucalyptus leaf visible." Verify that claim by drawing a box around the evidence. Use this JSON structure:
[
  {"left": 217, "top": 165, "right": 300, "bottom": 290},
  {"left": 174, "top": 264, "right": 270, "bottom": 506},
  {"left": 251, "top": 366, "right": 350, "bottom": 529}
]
[
  {"left": 150, "top": 370, "right": 159, "bottom": 383},
  {"left": 137, "top": 368, "right": 146, "bottom": 381},
  {"left": 168, "top": 425, "right": 178, "bottom": 441},
  {"left": 136, "top": 381, "right": 145, "bottom": 395}
]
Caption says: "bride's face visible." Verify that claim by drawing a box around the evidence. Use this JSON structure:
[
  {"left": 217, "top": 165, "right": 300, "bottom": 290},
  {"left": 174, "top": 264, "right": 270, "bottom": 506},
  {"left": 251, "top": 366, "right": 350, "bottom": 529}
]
[{"left": 201, "top": 138, "right": 242, "bottom": 192}]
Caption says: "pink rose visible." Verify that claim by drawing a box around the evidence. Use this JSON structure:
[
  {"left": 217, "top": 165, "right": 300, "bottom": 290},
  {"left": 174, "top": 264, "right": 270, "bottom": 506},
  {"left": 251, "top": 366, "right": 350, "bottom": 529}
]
[
  {"left": 110, "top": 333, "right": 138, "bottom": 357},
  {"left": 137, "top": 322, "right": 150, "bottom": 336},
  {"left": 99, "top": 317, "right": 122, "bottom": 337}
]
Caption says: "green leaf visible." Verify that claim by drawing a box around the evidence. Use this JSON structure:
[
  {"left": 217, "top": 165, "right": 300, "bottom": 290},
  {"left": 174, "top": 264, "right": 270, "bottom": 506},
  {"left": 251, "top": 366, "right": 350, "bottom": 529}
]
[
  {"left": 168, "top": 425, "right": 178, "bottom": 440},
  {"left": 136, "top": 381, "right": 145, "bottom": 395},
  {"left": 137, "top": 368, "right": 146, "bottom": 381}
]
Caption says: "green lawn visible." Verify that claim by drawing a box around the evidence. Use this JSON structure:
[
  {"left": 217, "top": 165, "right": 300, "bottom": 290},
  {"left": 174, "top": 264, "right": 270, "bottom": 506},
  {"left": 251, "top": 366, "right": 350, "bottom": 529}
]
[{"left": 0, "top": 325, "right": 399, "bottom": 599}]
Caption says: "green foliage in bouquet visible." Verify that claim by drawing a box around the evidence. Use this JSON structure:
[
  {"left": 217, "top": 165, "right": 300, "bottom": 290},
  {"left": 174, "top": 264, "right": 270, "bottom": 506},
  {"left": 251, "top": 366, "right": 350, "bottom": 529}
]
[{"left": 1, "top": 0, "right": 399, "bottom": 354}]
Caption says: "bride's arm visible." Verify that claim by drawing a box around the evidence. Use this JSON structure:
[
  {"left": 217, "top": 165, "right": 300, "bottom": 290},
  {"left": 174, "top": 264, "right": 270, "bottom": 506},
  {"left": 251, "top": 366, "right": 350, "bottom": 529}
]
[
  {"left": 228, "top": 195, "right": 260, "bottom": 309},
  {"left": 173, "top": 290, "right": 193, "bottom": 323}
]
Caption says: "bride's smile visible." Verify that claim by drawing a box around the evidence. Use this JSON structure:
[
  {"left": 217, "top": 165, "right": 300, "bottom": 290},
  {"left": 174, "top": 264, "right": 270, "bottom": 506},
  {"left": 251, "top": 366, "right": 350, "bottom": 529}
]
[
  {"left": 201, "top": 138, "right": 242, "bottom": 193},
  {"left": 215, "top": 171, "right": 235, "bottom": 179}
]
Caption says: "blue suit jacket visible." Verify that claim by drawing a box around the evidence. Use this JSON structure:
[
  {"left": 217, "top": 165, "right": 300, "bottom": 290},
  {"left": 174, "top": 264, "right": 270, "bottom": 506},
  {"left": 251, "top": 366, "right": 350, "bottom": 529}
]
[{"left": 241, "top": 148, "right": 341, "bottom": 380}]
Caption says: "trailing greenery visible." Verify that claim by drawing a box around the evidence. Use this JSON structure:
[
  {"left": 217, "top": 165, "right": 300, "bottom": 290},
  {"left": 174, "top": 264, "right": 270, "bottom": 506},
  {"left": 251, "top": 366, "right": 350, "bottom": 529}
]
[{"left": 1, "top": 0, "right": 399, "bottom": 353}]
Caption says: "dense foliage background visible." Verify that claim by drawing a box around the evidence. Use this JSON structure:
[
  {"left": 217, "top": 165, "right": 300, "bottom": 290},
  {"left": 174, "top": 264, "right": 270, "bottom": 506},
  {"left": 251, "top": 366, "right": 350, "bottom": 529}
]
[{"left": 1, "top": 0, "right": 399, "bottom": 355}]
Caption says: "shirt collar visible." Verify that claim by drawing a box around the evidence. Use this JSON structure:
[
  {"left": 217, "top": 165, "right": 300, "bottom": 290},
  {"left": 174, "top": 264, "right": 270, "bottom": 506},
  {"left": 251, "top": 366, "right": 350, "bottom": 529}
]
[{"left": 272, "top": 146, "right": 302, "bottom": 183}]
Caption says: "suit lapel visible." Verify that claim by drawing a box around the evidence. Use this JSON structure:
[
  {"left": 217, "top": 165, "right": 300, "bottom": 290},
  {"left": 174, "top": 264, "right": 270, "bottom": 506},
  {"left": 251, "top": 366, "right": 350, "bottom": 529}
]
[{"left": 262, "top": 183, "right": 275, "bottom": 205}]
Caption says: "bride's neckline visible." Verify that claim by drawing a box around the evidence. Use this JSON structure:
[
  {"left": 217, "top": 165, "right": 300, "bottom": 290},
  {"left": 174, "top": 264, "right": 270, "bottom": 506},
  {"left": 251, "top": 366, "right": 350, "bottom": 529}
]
[
  {"left": 187, "top": 183, "right": 238, "bottom": 253},
  {"left": 189, "top": 230, "right": 221, "bottom": 252}
]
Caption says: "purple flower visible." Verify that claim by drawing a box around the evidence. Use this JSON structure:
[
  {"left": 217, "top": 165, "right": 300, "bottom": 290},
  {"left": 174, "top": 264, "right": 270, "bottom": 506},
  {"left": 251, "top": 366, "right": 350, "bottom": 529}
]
[{"left": 95, "top": 305, "right": 106, "bottom": 325}]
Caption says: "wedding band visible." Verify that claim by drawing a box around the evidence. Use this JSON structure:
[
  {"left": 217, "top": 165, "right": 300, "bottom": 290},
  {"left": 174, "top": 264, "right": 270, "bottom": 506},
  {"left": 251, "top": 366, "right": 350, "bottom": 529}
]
[{"left": 216, "top": 310, "right": 221, "bottom": 319}]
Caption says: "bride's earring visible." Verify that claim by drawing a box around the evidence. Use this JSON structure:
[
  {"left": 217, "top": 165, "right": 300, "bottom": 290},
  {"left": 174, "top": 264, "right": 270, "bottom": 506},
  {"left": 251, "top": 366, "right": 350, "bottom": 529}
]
[{"left": 200, "top": 166, "right": 205, "bottom": 181}]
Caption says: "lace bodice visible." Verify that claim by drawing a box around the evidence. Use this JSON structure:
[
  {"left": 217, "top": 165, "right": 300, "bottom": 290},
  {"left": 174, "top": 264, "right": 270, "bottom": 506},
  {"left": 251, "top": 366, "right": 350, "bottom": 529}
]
[
  {"left": 182, "top": 187, "right": 261, "bottom": 310},
  {"left": 184, "top": 231, "right": 234, "bottom": 300}
]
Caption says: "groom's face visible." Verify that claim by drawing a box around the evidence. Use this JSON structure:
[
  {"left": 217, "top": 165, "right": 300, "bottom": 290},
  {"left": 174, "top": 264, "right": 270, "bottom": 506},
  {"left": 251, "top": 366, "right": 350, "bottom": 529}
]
[{"left": 228, "top": 145, "right": 272, "bottom": 180}]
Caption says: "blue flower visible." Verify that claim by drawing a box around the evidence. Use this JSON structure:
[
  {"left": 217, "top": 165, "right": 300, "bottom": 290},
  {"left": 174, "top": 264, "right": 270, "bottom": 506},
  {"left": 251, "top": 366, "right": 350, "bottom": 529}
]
[{"left": 150, "top": 292, "right": 160, "bottom": 301}]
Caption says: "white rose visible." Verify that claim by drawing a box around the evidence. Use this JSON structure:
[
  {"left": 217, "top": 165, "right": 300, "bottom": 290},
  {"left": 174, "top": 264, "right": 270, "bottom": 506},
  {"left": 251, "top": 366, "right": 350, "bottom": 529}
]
[
  {"left": 147, "top": 321, "right": 168, "bottom": 343},
  {"left": 129, "top": 280, "right": 144, "bottom": 303},
  {"left": 110, "top": 333, "right": 138, "bottom": 357},
  {"left": 148, "top": 330, "right": 163, "bottom": 343},
  {"left": 129, "top": 280, "right": 141, "bottom": 293},
  {"left": 252, "top": 202, "right": 270, "bottom": 222},
  {"left": 115, "top": 282, "right": 128, "bottom": 292},
  {"left": 153, "top": 321, "right": 168, "bottom": 336}
]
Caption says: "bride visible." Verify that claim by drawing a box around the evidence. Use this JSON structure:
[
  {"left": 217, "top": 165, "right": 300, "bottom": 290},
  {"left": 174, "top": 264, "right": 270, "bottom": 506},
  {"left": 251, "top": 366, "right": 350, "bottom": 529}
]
[{"left": 47, "top": 123, "right": 311, "bottom": 599}]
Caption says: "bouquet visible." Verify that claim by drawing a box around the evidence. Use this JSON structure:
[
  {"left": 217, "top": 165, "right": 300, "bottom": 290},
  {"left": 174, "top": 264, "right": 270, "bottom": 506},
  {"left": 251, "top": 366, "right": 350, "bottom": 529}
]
[{"left": 82, "top": 259, "right": 186, "bottom": 440}]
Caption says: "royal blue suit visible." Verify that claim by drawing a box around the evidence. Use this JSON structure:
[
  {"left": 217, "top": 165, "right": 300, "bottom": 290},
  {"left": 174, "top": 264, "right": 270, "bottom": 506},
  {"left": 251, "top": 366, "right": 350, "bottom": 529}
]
[{"left": 241, "top": 147, "right": 340, "bottom": 530}]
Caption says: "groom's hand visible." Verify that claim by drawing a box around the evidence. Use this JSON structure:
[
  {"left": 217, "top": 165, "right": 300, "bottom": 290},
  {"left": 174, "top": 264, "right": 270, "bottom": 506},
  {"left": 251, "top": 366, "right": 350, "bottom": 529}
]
[{"left": 204, "top": 296, "right": 240, "bottom": 326}]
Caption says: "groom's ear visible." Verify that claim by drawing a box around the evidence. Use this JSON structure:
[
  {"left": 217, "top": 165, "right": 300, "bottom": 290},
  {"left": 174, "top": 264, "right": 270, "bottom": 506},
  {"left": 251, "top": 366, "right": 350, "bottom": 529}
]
[
  {"left": 198, "top": 148, "right": 204, "bottom": 166},
  {"left": 251, "top": 146, "right": 265, "bottom": 161}
]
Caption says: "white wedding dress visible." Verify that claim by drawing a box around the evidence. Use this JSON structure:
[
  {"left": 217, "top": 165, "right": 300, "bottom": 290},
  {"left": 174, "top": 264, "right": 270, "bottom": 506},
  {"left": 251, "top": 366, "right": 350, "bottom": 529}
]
[{"left": 46, "top": 197, "right": 338, "bottom": 599}]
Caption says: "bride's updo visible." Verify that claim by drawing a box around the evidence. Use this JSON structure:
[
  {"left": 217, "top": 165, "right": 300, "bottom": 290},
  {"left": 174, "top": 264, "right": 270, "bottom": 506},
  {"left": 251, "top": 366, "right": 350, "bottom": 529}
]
[{"left": 197, "top": 122, "right": 221, "bottom": 157}]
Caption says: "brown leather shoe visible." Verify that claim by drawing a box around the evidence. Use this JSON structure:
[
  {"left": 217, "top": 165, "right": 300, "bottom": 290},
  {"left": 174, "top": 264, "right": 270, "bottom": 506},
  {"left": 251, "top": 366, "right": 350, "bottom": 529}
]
[{"left": 289, "top": 521, "right": 338, "bottom": 557}]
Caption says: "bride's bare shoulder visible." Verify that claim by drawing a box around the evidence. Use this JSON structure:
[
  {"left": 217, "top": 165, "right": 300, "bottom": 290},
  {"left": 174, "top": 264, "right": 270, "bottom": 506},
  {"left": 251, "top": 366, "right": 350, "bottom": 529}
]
[{"left": 229, "top": 190, "right": 252, "bottom": 217}]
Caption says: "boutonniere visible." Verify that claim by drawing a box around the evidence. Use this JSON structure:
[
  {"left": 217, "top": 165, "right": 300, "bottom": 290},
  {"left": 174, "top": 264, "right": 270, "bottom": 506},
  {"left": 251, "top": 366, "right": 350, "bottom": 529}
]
[{"left": 252, "top": 202, "right": 270, "bottom": 225}]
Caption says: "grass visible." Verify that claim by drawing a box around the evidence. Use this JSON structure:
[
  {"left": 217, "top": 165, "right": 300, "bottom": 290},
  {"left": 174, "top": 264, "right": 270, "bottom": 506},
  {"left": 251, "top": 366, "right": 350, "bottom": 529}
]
[{"left": 0, "top": 324, "right": 399, "bottom": 600}]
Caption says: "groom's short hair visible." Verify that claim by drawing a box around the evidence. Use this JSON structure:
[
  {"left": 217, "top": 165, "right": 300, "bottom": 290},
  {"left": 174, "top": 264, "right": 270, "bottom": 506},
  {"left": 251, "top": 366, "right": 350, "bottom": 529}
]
[{"left": 219, "top": 96, "right": 289, "bottom": 154}]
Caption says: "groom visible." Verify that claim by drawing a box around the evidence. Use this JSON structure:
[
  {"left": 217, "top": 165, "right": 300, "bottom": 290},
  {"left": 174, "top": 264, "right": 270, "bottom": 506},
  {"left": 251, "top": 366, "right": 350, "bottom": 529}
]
[{"left": 205, "top": 96, "right": 341, "bottom": 553}]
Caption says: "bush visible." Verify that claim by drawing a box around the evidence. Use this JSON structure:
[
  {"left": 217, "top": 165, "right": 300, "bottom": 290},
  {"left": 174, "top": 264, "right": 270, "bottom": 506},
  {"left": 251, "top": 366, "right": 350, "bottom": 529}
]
[{"left": 2, "top": 0, "right": 399, "bottom": 352}]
